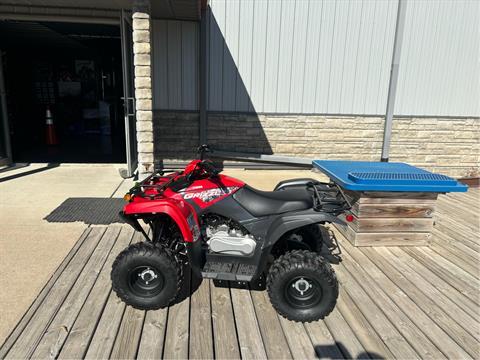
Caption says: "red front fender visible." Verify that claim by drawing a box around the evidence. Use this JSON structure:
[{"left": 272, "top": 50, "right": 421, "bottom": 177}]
[{"left": 123, "top": 198, "right": 199, "bottom": 242}]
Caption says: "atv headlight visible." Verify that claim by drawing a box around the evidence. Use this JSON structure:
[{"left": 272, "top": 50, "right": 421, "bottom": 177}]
[{"left": 123, "top": 193, "right": 132, "bottom": 202}]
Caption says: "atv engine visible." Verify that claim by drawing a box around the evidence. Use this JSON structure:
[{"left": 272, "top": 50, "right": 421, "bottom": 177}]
[{"left": 203, "top": 215, "right": 256, "bottom": 256}]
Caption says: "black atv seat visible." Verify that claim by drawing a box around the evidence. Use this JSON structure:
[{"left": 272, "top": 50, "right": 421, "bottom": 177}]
[{"left": 233, "top": 185, "right": 313, "bottom": 217}]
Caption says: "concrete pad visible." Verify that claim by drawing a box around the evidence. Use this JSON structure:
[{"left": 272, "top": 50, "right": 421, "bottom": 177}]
[{"left": 0, "top": 164, "right": 124, "bottom": 344}]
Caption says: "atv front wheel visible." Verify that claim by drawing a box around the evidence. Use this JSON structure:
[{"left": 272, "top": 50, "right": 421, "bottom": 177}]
[
  {"left": 111, "top": 242, "right": 183, "bottom": 310},
  {"left": 267, "top": 250, "right": 338, "bottom": 322}
]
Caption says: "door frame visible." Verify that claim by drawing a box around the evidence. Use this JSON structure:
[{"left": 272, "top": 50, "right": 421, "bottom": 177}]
[
  {"left": 0, "top": 50, "right": 12, "bottom": 166},
  {"left": 0, "top": 12, "right": 136, "bottom": 172},
  {"left": 120, "top": 9, "right": 137, "bottom": 178}
]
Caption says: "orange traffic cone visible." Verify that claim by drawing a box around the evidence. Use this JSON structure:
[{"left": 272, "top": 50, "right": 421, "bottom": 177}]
[{"left": 45, "top": 106, "right": 58, "bottom": 145}]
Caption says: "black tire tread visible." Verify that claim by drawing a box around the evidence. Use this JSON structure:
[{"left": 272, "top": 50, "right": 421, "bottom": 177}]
[
  {"left": 111, "top": 242, "right": 183, "bottom": 310},
  {"left": 267, "top": 250, "right": 338, "bottom": 322}
]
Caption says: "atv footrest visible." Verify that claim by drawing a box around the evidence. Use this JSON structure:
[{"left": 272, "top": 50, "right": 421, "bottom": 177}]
[{"left": 202, "top": 261, "right": 257, "bottom": 282}]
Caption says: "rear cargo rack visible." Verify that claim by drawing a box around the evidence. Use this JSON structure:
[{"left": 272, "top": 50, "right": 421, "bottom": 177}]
[{"left": 308, "top": 181, "right": 352, "bottom": 215}]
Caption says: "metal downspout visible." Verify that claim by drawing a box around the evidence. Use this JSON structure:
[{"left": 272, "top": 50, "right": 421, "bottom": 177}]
[{"left": 381, "top": 0, "right": 407, "bottom": 162}]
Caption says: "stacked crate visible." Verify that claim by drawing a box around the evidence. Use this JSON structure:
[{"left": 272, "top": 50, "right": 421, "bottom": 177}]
[{"left": 335, "top": 191, "right": 438, "bottom": 246}]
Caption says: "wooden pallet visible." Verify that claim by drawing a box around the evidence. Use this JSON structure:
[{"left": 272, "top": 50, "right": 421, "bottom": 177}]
[{"left": 335, "top": 191, "right": 438, "bottom": 246}]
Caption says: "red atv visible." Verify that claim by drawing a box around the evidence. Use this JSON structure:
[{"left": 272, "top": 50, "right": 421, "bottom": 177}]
[{"left": 112, "top": 146, "right": 351, "bottom": 322}]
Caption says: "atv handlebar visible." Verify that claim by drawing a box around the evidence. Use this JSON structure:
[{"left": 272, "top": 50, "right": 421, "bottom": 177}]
[{"left": 197, "top": 160, "right": 220, "bottom": 176}]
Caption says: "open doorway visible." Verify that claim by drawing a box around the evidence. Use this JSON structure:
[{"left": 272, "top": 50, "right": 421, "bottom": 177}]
[{"left": 0, "top": 20, "right": 126, "bottom": 163}]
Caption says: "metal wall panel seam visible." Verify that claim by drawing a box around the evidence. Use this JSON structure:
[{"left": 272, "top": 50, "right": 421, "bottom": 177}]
[
  {"left": 325, "top": 0, "right": 338, "bottom": 114},
  {"left": 338, "top": 0, "right": 351, "bottom": 113},
  {"left": 286, "top": 0, "right": 297, "bottom": 113},
  {"left": 350, "top": 0, "right": 364, "bottom": 113},
  {"left": 362, "top": 0, "right": 377, "bottom": 114},
  {"left": 298, "top": 0, "right": 310, "bottom": 113},
  {"left": 260, "top": 0, "right": 269, "bottom": 112},
  {"left": 274, "top": 0, "right": 284, "bottom": 113},
  {"left": 374, "top": 0, "right": 392, "bottom": 113},
  {"left": 248, "top": 0, "right": 256, "bottom": 112},
  {"left": 311, "top": 0, "right": 325, "bottom": 113}
]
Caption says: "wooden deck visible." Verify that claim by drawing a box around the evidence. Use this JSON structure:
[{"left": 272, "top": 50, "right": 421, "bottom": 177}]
[{"left": 1, "top": 190, "right": 479, "bottom": 359}]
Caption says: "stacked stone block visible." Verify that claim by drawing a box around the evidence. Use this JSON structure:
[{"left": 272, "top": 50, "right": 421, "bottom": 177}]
[{"left": 133, "top": 0, "right": 153, "bottom": 179}]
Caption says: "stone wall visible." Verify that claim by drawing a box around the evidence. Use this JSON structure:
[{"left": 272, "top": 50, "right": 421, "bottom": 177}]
[
  {"left": 390, "top": 117, "right": 479, "bottom": 178},
  {"left": 153, "top": 112, "right": 199, "bottom": 162},
  {"left": 153, "top": 111, "right": 479, "bottom": 178}
]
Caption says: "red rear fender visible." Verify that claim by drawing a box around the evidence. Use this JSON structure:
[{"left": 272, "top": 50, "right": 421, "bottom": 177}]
[{"left": 123, "top": 199, "right": 199, "bottom": 242}]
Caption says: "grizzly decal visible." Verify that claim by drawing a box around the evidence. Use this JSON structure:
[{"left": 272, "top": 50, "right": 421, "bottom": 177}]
[{"left": 183, "top": 186, "right": 239, "bottom": 202}]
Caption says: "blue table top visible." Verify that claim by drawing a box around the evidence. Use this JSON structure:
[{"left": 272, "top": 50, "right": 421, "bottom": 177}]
[{"left": 312, "top": 160, "right": 468, "bottom": 193}]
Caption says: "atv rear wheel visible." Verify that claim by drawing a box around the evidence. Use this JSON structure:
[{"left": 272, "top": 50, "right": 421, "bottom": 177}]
[
  {"left": 267, "top": 250, "right": 338, "bottom": 322},
  {"left": 111, "top": 242, "right": 183, "bottom": 310}
]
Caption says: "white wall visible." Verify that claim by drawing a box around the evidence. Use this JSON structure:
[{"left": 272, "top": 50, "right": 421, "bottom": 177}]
[
  {"left": 152, "top": 0, "right": 480, "bottom": 117},
  {"left": 395, "top": 0, "right": 479, "bottom": 117}
]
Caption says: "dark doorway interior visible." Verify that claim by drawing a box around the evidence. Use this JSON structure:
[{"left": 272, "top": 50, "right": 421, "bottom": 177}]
[{"left": 0, "top": 21, "right": 126, "bottom": 163}]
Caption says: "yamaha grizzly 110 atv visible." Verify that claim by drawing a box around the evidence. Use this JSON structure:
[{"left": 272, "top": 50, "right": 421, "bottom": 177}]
[{"left": 111, "top": 146, "right": 352, "bottom": 322}]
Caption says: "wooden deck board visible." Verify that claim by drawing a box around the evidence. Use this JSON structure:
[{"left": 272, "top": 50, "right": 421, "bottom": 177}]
[
  {"left": 230, "top": 287, "right": 268, "bottom": 359},
  {"left": 0, "top": 227, "right": 93, "bottom": 359},
  {"left": 279, "top": 317, "right": 317, "bottom": 360},
  {"left": 304, "top": 321, "right": 344, "bottom": 360},
  {"left": 109, "top": 306, "right": 145, "bottom": 359},
  {"left": 341, "top": 239, "right": 472, "bottom": 359},
  {"left": 337, "top": 244, "right": 446, "bottom": 360},
  {"left": 388, "top": 247, "right": 479, "bottom": 315},
  {"left": 250, "top": 290, "right": 292, "bottom": 359},
  {"left": 335, "top": 287, "right": 397, "bottom": 359},
  {"left": 162, "top": 271, "right": 191, "bottom": 360},
  {"left": 1, "top": 190, "right": 479, "bottom": 359},
  {"left": 188, "top": 279, "right": 214, "bottom": 360},
  {"left": 335, "top": 271, "right": 413, "bottom": 359},
  {"left": 136, "top": 307, "right": 168, "bottom": 359},
  {"left": 32, "top": 226, "right": 122, "bottom": 359},
  {"left": 59, "top": 227, "right": 134, "bottom": 359},
  {"left": 4, "top": 226, "right": 107, "bottom": 359},
  {"left": 361, "top": 248, "right": 479, "bottom": 357},
  {"left": 210, "top": 286, "right": 240, "bottom": 359}
]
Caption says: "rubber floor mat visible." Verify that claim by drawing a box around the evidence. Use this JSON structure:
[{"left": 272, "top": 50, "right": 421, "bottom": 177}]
[{"left": 44, "top": 197, "right": 126, "bottom": 225}]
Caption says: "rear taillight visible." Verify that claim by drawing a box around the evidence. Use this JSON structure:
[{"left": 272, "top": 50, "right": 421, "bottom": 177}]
[{"left": 345, "top": 214, "right": 354, "bottom": 222}]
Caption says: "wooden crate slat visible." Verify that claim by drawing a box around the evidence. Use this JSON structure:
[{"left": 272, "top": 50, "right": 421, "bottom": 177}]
[
  {"left": 356, "top": 191, "right": 438, "bottom": 199},
  {"left": 334, "top": 223, "right": 430, "bottom": 247},
  {"left": 352, "top": 202, "right": 435, "bottom": 218},
  {"left": 339, "top": 189, "right": 440, "bottom": 246},
  {"left": 340, "top": 214, "right": 434, "bottom": 233}
]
